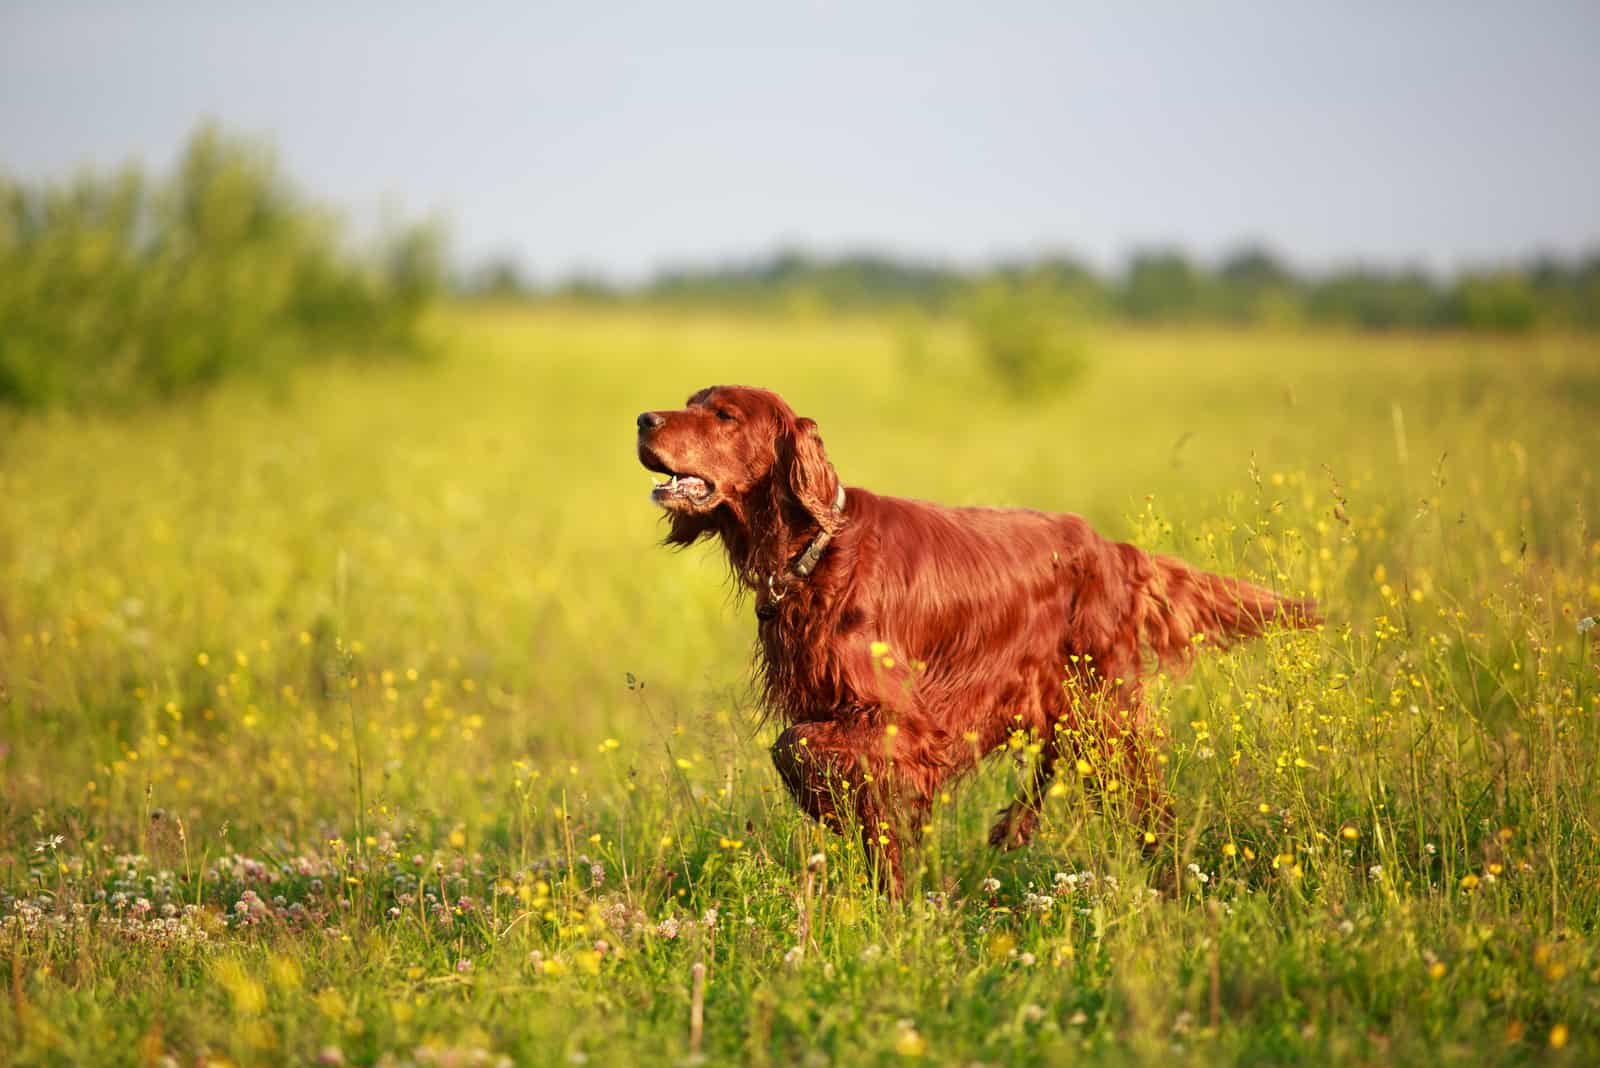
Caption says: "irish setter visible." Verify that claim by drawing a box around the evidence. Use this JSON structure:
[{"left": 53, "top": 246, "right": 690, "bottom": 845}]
[{"left": 636, "top": 385, "right": 1318, "bottom": 894}]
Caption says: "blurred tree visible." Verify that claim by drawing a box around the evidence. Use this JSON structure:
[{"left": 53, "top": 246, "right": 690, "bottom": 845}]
[
  {"left": 1446, "top": 270, "right": 1539, "bottom": 332},
  {"left": 1306, "top": 268, "right": 1444, "bottom": 330},
  {"left": 0, "top": 122, "right": 444, "bottom": 409},
  {"left": 630, "top": 246, "right": 1599, "bottom": 334},
  {"left": 1216, "top": 246, "right": 1302, "bottom": 325},
  {"left": 555, "top": 275, "right": 619, "bottom": 302},
  {"left": 1120, "top": 250, "right": 1205, "bottom": 322},
  {"left": 467, "top": 256, "right": 533, "bottom": 298},
  {"left": 1577, "top": 255, "right": 1600, "bottom": 329}
]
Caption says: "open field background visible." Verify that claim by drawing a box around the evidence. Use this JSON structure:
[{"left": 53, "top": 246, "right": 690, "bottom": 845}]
[{"left": 3, "top": 305, "right": 1599, "bottom": 1066}]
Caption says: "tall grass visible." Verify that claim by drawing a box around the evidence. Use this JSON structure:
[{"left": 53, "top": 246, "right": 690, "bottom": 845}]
[{"left": 1, "top": 307, "right": 1597, "bottom": 1065}]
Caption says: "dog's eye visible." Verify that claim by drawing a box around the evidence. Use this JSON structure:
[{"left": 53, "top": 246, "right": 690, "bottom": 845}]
[{"left": 716, "top": 408, "right": 738, "bottom": 422}]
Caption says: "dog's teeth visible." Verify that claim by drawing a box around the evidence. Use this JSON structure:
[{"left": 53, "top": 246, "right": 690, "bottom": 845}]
[
  {"left": 668, "top": 475, "right": 679, "bottom": 487},
  {"left": 650, "top": 474, "right": 667, "bottom": 486}
]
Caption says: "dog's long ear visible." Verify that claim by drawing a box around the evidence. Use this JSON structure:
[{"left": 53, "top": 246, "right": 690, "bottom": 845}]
[{"left": 778, "top": 416, "right": 843, "bottom": 534}]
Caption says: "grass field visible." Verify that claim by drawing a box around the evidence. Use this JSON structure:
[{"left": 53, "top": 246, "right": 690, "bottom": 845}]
[{"left": 2, "top": 304, "right": 1598, "bottom": 1066}]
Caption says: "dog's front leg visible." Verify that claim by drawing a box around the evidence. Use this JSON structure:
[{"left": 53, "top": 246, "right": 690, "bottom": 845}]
[
  {"left": 770, "top": 720, "right": 915, "bottom": 897},
  {"left": 988, "top": 736, "right": 1061, "bottom": 850}
]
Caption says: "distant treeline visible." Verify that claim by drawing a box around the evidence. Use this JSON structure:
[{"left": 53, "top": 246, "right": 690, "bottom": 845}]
[
  {"left": 0, "top": 124, "right": 444, "bottom": 409},
  {"left": 469, "top": 247, "right": 1600, "bottom": 332}
]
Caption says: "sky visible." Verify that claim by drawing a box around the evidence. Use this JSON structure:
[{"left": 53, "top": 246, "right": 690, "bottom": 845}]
[{"left": 3, "top": 1, "right": 1598, "bottom": 282}]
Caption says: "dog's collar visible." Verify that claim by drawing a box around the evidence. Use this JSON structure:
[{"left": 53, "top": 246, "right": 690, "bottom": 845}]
[
  {"left": 756, "top": 484, "right": 846, "bottom": 621},
  {"left": 791, "top": 483, "right": 847, "bottom": 578}
]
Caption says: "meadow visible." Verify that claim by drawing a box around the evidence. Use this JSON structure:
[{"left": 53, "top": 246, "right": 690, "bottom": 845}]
[{"left": 2, "top": 304, "right": 1597, "bottom": 1066}]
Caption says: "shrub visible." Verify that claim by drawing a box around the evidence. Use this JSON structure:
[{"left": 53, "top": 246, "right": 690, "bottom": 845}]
[
  {"left": 0, "top": 123, "right": 444, "bottom": 409},
  {"left": 962, "top": 278, "right": 1088, "bottom": 397},
  {"left": 1446, "top": 270, "right": 1539, "bottom": 332}
]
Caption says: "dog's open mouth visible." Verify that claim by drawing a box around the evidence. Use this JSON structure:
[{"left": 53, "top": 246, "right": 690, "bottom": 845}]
[
  {"left": 640, "top": 450, "right": 715, "bottom": 508},
  {"left": 650, "top": 471, "right": 713, "bottom": 505}
]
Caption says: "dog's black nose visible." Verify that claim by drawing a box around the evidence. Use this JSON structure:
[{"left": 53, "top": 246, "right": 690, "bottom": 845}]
[{"left": 637, "top": 411, "right": 664, "bottom": 431}]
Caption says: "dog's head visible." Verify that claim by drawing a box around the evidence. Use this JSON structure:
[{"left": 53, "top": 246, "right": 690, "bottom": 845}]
[{"left": 635, "top": 385, "right": 841, "bottom": 548}]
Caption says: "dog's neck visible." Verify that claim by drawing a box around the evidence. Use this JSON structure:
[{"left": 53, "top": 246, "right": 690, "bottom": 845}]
[{"left": 716, "top": 481, "right": 846, "bottom": 612}]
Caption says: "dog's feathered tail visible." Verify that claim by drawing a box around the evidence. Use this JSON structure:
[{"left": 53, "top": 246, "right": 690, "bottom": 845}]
[{"left": 1129, "top": 547, "right": 1320, "bottom": 669}]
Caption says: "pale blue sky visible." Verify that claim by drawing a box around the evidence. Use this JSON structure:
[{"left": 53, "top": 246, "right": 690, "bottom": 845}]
[{"left": 3, "top": 1, "right": 1597, "bottom": 281}]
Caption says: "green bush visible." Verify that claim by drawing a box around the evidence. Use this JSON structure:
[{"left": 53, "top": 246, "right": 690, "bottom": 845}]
[
  {"left": 1447, "top": 270, "right": 1539, "bottom": 332},
  {"left": 0, "top": 123, "right": 444, "bottom": 409},
  {"left": 962, "top": 277, "right": 1089, "bottom": 397}
]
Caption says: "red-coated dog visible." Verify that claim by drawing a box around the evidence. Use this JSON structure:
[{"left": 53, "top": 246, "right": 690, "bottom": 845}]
[{"left": 637, "top": 386, "right": 1318, "bottom": 893}]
